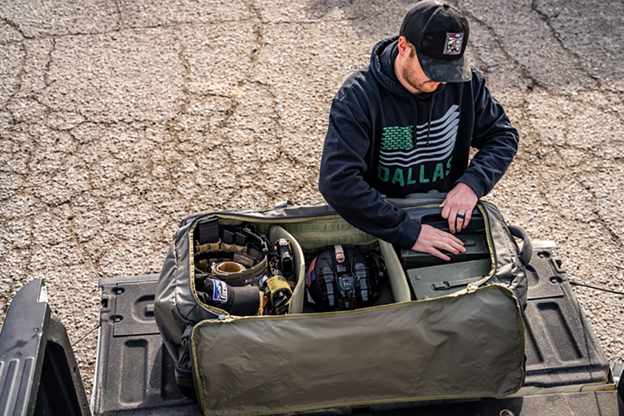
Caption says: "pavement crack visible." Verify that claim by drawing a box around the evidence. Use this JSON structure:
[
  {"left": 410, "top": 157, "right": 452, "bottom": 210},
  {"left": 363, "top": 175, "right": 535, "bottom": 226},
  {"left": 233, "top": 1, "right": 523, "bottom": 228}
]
[
  {"left": 531, "top": 0, "right": 598, "bottom": 84},
  {"left": 1, "top": 44, "right": 26, "bottom": 114},
  {"left": 243, "top": 0, "right": 263, "bottom": 67},
  {"left": 580, "top": 178, "right": 624, "bottom": 247},
  {"left": 166, "top": 29, "right": 191, "bottom": 139},
  {"left": 0, "top": 16, "right": 26, "bottom": 41},
  {"left": 457, "top": 4, "right": 546, "bottom": 91},
  {"left": 43, "top": 37, "right": 56, "bottom": 88}
]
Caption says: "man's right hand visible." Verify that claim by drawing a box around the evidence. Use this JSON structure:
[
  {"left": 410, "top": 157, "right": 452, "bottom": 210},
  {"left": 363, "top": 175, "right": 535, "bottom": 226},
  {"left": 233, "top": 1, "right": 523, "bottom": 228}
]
[{"left": 411, "top": 224, "right": 466, "bottom": 261}]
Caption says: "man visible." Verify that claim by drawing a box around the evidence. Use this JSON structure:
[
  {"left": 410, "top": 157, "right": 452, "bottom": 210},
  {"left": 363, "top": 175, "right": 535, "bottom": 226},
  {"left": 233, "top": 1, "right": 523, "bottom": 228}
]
[{"left": 318, "top": 1, "right": 519, "bottom": 260}]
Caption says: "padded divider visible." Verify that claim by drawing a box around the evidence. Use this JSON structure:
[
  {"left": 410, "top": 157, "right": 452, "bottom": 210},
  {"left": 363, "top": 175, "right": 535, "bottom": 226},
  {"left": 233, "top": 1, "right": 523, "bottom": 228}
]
[
  {"left": 379, "top": 240, "right": 411, "bottom": 303},
  {"left": 269, "top": 225, "right": 306, "bottom": 314},
  {"left": 280, "top": 218, "right": 377, "bottom": 251}
]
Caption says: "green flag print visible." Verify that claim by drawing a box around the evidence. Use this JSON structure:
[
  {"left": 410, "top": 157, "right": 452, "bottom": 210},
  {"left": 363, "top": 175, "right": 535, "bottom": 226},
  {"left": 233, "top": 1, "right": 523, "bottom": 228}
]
[{"left": 380, "top": 126, "right": 415, "bottom": 151}]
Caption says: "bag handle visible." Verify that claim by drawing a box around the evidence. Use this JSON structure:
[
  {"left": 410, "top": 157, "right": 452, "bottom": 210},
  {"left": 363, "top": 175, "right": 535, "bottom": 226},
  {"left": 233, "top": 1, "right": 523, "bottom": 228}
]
[
  {"left": 410, "top": 207, "right": 482, "bottom": 223},
  {"left": 508, "top": 225, "right": 533, "bottom": 265},
  {"left": 273, "top": 200, "right": 294, "bottom": 209}
]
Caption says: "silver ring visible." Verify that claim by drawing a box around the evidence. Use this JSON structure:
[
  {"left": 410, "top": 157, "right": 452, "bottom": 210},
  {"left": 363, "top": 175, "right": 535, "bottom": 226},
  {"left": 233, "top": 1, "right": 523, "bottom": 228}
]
[{"left": 457, "top": 214, "right": 465, "bottom": 219}]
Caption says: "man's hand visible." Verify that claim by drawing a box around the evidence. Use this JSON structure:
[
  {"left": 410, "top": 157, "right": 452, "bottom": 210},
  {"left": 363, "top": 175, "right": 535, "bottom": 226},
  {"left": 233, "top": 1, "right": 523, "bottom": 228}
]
[
  {"left": 411, "top": 224, "right": 466, "bottom": 261},
  {"left": 440, "top": 183, "right": 479, "bottom": 234}
]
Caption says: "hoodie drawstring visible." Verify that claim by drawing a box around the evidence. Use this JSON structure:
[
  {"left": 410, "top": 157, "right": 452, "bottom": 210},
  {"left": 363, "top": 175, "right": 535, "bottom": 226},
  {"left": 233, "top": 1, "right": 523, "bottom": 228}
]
[
  {"left": 412, "top": 90, "right": 437, "bottom": 148},
  {"left": 426, "top": 90, "right": 437, "bottom": 146},
  {"left": 410, "top": 97, "right": 418, "bottom": 149}
]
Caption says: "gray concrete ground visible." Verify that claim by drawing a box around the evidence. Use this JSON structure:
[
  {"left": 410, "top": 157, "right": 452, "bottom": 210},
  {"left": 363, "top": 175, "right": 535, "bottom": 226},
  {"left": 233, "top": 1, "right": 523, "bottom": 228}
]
[{"left": 1, "top": 0, "right": 623, "bottom": 398}]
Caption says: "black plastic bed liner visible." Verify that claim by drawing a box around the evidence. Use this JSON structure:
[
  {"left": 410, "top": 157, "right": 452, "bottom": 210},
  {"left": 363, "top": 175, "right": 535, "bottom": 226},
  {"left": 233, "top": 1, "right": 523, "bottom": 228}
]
[{"left": 90, "top": 245, "right": 621, "bottom": 416}]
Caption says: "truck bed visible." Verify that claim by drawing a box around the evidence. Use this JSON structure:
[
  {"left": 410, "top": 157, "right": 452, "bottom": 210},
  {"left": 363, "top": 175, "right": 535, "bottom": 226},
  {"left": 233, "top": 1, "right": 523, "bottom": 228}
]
[{"left": 90, "top": 242, "right": 623, "bottom": 415}]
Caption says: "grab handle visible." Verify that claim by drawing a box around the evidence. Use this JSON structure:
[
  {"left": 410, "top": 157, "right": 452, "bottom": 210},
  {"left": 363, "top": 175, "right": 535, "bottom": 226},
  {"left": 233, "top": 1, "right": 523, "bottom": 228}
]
[{"left": 508, "top": 225, "right": 533, "bottom": 265}]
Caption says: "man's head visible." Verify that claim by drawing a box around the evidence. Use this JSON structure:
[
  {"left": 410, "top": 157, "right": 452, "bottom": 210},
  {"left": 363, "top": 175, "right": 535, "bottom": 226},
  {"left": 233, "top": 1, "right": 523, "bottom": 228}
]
[{"left": 399, "top": 1, "right": 471, "bottom": 83}]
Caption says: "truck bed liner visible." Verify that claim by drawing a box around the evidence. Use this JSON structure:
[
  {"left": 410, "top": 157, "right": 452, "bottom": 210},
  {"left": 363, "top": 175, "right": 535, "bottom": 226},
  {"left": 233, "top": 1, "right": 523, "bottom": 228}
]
[{"left": 91, "top": 245, "right": 619, "bottom": 415}]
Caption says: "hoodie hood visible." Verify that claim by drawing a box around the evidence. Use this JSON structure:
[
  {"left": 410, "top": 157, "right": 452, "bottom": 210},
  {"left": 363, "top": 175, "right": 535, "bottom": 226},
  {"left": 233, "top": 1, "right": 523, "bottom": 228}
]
[
  {"left": 370, "top": 36, "right": 447, "bottom": 100},
  {"left": 370, "top": 36, "right": 447, "bottom": 146}
]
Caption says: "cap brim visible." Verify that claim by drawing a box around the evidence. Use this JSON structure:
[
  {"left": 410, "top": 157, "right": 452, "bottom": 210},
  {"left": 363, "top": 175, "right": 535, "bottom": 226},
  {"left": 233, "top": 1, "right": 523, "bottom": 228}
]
[{"left": 417, "top": 50, "right": 472, "bottom": 83}]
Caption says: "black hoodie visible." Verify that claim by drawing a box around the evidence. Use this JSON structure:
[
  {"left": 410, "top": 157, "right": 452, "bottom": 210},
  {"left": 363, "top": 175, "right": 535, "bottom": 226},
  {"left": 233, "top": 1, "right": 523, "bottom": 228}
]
[{"left": 318, "top": 36, "right": 519, "bottom": 249}]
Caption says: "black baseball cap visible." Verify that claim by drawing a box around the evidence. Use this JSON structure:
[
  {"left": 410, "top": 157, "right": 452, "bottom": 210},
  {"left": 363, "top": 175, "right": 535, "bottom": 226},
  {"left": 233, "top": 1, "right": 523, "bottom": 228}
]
[{"left": 400, "top": 1, "right": 471, "bottom": 83}]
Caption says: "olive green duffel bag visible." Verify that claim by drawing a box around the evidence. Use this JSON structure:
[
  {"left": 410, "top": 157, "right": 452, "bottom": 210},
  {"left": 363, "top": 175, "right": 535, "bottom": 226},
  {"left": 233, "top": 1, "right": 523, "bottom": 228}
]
[{"left": 154, "top": 194, "right": 529, "bottom": 416}]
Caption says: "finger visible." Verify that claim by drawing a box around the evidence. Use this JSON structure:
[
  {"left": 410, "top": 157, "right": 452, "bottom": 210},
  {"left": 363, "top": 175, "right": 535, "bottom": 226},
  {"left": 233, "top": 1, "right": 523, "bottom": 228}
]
[
  {"left": 462, "top": 210, "right": 472, "bottom": 230},
  {"left": 434, "top": 228, "right": 464, "bottom": 244},
  {"left": 441, "top": 203, "right": 450, "bottom": 219},
  {"left": 442, "top": 238, "right": 465, "bottom": 254},
  {"left": 428, "top": 247, "right": 451, "bottom": 261},
  {"left": 432, "top": 232, "right": 464, "bottom": 252},
  {"left": 455, "top": 214, "right": 464, "bottom": 232},
  {"left": 448, "top": 209, "right": 459, "bottom": 234},
  {"left": 440, "top": 233, "right": 466, "bottom": 253},
  {"left": 435, "top": 242, "right": 460, "bottom": 256}
]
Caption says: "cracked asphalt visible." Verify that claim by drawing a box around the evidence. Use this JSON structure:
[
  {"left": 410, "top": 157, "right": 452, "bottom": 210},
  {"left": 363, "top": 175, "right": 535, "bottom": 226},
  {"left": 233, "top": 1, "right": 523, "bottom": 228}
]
[{"left": 1, "top": 0, "right": 624, "bottom": 399}]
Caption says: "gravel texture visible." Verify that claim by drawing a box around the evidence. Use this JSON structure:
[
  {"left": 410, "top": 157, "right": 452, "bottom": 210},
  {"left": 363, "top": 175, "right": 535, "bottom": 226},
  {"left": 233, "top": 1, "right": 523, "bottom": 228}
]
[{"left": 1, "top": 0, "right": 623, "bottom": 399}]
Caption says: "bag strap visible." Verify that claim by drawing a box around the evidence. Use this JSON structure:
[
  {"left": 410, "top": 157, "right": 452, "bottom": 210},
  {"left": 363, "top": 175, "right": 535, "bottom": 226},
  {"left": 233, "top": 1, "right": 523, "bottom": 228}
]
[
  {"left": 195, "top": 250, "right": 268, "bottom": 285},
  {"left": 508, "top": 225, "right": 533, "bottom": 265},
  {"left": 432, "top": 277, "right": 481, "bottom": 290}
]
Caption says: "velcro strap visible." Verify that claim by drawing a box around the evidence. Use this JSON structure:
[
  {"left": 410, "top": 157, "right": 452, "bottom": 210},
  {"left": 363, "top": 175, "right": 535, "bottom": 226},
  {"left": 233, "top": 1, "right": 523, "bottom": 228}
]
[
  {"left": 197, "top": 239, "right": 222, "bottom": 252},
  {"left": 264, "top": 275, "right": 292, "bottom": 315},
  {"left": 222, "top": 243, "right": 247, "bottom": 253}
]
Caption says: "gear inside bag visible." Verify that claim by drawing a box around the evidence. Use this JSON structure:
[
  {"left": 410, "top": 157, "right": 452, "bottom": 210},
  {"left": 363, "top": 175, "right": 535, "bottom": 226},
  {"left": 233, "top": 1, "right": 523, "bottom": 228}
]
[
  {"left": 191, "top": 216, "right": 394, "bottom": 316},
  {"left": 187, "top": 202, "right": 529, "bottom": 317}
]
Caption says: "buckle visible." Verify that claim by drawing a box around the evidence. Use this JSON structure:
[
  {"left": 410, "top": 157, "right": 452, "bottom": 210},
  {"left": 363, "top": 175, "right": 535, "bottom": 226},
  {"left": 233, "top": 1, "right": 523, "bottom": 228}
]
[{"left": 334, "top": 244, "right": 345, "bottom": 263}]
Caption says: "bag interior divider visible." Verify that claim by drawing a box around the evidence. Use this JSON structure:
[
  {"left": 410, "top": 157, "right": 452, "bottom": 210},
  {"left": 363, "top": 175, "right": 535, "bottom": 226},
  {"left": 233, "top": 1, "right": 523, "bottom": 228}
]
[{"left": 268, "top": 225, "right": 306, "bottom": 314}]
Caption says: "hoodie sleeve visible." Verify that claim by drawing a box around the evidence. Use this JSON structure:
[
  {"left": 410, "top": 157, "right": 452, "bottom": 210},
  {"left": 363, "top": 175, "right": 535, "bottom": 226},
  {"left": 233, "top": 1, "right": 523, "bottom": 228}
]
[
  {"left": 318, "top": 83, "right": 422, "bottom": 249},
  {"left": 456, "top": 69, "right": 519, "bottom": 198}
]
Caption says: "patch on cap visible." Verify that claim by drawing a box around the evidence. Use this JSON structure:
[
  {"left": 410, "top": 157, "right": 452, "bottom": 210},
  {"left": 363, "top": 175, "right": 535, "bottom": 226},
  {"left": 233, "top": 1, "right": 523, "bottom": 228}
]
[
  {"left": 212, "top": 279, "right": 228, "bottom": 302},
  {"left": 443, "top": 33, "right": 464, "bottom": 55}
]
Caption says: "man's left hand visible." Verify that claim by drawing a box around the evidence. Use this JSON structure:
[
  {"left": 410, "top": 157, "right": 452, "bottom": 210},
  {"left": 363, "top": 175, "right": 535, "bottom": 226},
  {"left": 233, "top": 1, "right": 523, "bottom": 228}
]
[{"left": 440, "top": 183, "right": 479, "bottom": 234}]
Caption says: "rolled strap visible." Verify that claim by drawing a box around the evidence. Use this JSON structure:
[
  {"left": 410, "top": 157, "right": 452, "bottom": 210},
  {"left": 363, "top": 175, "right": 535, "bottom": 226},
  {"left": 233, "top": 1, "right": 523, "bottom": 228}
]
[
  {"left": 232, "top": 252, "right": 255, "bottom": 268},
  {"left": 213, "top": 261, "right": 246, "bottom": 274},
  {"left": 195, "top": 250, "right": 268, "bottom": 286}
]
